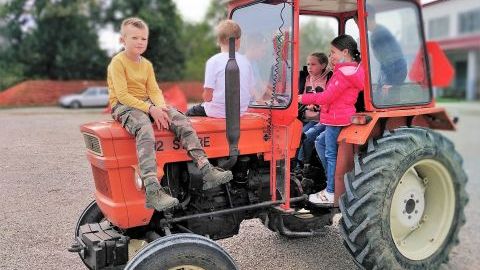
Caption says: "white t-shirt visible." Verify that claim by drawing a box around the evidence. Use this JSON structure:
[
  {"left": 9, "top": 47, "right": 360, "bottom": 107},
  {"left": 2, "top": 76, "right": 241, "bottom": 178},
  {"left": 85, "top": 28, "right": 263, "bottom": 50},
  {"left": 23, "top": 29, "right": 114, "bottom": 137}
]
[{"left": 203, "top": 52, "right": 254, "bottom": 118}]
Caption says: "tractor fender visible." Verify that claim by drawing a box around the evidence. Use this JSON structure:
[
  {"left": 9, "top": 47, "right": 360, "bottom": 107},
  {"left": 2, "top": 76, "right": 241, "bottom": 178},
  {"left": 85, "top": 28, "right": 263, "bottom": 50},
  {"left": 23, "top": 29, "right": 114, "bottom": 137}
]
[
  {"left": 333, "top": 107, "right": 455, "bottom": 207},
  {"left": 338, "top": 107, "right": 455, "bottom": 145}
]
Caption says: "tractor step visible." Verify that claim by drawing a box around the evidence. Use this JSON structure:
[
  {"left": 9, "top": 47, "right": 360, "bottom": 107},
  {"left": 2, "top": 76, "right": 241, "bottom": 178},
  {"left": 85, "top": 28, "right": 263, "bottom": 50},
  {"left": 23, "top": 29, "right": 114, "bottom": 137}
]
[
  {"left": 69, "top": 220, "right": 129, "bottom": 270},
  {"left": 306, "top": 200, "right": 335, "bottom": 209}
]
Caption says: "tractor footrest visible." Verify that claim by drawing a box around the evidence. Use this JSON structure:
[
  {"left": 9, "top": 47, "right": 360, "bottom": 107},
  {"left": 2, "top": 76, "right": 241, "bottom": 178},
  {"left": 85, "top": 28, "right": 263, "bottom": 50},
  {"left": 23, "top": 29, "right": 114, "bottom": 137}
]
[{"left": 76, "top": 221, "right": 129, "bottom": 269}]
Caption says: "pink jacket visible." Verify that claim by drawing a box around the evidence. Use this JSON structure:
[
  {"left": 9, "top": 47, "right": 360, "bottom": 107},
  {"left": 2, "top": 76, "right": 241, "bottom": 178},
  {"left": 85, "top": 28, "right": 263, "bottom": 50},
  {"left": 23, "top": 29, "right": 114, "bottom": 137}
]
[{"left": 301, "top": 62, "right": 364, "bottom": 126}]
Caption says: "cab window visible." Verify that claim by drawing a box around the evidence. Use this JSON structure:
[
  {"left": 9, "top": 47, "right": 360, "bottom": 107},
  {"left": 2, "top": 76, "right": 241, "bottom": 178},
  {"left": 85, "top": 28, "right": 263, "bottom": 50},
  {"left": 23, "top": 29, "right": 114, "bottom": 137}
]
[
  {"left": 233, "top": 1, "right": 293, "bottom": 108},
  {"left": 345, "top": 18, "right": 360, "bottom": 46},
  {"left": 366, "top": 0, "right": 431, "bottom": 107},
  {"left": 299, "top": 15, "right": 338, "bottom": 70}
]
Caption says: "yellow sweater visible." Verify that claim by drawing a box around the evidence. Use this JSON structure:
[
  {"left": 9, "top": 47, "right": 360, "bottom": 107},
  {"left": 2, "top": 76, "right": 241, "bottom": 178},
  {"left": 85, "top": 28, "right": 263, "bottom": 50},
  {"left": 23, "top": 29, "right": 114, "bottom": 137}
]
[{"left": 107, "top": 51, "right": 166, "bottom": 112}]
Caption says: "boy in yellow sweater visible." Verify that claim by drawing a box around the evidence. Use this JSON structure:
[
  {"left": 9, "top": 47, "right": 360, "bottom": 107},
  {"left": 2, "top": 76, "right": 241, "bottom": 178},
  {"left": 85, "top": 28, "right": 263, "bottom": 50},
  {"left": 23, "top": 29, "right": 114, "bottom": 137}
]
[{"left": 108, "top": 17, "right": 233, "bottom": 211}]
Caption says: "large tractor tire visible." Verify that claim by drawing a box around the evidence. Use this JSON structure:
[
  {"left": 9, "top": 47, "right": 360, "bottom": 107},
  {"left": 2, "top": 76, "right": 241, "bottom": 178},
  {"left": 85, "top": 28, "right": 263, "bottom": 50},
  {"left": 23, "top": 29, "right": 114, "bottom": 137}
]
[
  {"left": 124, "top": 233, "right": 238, "bottom": 270},
  {"left": 339, "top": 127, "right": 468, "bottom": 269}
]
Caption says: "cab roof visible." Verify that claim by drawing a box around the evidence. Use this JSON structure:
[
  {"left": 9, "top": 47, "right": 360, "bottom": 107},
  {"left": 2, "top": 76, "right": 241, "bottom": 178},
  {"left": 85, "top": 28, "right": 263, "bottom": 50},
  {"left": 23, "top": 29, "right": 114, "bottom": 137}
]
[
  {"left": 226, "top": 0, "right": 421, "bottom": 14},
  {"left": 300, "top": 0, "right": 357, "bottom": 13},
  {"left": 226, "top": 0, "right": 357, "bottom": 13}
]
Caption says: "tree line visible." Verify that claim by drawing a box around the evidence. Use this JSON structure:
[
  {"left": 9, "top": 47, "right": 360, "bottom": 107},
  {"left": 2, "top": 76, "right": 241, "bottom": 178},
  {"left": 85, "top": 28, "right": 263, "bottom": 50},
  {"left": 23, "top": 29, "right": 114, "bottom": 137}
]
[
  {"left": 0, "top": 0, "right": 333, "bottom": 92},
  {"left": 0, "top": 0, "right": 226, "bottom": 91}
]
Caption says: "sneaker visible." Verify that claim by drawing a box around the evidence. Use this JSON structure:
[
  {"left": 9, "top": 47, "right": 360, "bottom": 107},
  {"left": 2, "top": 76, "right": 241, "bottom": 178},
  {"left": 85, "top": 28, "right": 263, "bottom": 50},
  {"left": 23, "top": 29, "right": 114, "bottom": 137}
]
[
  {"left": 145, "top": 181, "right": 179, "bottom": 211},
  {"left": 309, "top": 189, "right": 334, "bottom": 206},
  {"left": 201, "top": 164, "right": 233, "bottom": 190}
]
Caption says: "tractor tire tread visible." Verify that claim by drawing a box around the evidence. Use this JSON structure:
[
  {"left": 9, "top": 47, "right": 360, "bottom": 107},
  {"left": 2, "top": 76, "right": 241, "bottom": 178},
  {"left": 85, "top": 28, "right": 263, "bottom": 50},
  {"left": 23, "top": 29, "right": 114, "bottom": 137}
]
[{"left": 339, "top": 127, "right": 468, "bottom": 269}]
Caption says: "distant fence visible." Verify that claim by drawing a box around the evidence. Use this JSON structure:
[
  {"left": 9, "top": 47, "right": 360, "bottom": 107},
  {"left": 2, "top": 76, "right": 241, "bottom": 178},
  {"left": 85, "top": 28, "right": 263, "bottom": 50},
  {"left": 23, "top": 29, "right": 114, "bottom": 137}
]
[{"left": 0, "top": 80, "right": 204, "bottom": 107}]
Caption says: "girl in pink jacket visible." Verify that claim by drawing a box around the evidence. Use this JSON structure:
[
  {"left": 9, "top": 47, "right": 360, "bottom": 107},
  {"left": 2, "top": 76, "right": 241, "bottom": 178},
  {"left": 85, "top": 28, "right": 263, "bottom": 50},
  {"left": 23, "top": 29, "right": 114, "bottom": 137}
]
[{"left": 299, "top": 34, "right": 365, "bottom": 206}]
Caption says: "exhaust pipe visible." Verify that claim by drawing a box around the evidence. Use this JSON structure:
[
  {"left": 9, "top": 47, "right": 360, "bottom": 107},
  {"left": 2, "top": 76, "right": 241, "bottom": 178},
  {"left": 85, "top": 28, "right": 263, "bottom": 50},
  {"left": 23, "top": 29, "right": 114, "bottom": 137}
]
[{"left": 218, "top": 37, "right": 240, "bottom": 170}]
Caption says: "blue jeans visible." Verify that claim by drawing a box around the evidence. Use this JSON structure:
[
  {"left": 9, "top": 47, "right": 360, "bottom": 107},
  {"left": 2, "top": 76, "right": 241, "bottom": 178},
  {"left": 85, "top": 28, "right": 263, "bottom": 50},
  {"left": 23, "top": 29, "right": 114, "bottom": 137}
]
[
  {"left": 380, "top": 59, "right": 407, "bottom": 86},
  {"left": 315, "top": 126, "right": 342, "bottom": 193},
  {"left": 303, "top": 121, "right": 317, "bottom": 131},
  {"left": 298, "top": 122, "right": 325, "bottom": 165}
]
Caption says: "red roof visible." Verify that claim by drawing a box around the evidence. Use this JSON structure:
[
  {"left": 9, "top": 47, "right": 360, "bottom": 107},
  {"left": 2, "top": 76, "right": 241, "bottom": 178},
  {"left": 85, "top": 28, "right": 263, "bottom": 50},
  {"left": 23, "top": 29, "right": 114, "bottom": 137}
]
[
  {"left": 422, "top": 0, "right": 451, "bottom": 8},
  {"left": 434, "top": 35, "right": 480, "bottom": 50}
]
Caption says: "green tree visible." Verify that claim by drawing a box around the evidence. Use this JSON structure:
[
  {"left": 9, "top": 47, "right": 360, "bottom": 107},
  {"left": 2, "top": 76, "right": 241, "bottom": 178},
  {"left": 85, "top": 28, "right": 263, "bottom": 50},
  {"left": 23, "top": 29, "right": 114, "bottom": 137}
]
[
  {"left": 0, "top": 0, "right": 28, "bottom": 89},
  {"left": 0, "top": 0, "right": 107, "bottom": 90},
  {"left": 204, "top": 0, "right": 228, "bottom": 27},
  {"left": 102, "top": 0, "right": 185, "bottom": 81},
  {"left": 180, "top": 0, "right": 227, "bottom": 81},
  {"left": 182, "top": 22, "right": 217, "bottom": 81},
  {"left": 299, "top": 19, "right": 335, "bottom": 68}
]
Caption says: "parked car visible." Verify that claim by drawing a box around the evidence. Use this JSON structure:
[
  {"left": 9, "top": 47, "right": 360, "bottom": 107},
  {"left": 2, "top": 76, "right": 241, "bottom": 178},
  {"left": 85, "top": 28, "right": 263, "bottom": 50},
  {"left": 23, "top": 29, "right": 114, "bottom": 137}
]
[{"left": 59, "top": 87, "right": 109, "bottom": 108}]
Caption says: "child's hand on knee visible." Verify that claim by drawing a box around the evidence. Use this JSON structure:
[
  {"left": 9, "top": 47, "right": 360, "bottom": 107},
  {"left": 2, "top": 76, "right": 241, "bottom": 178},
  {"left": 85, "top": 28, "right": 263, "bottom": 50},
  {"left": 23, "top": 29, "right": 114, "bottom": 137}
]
[{"left": 149, "top": 106, "right": 170, "bottom": 130}]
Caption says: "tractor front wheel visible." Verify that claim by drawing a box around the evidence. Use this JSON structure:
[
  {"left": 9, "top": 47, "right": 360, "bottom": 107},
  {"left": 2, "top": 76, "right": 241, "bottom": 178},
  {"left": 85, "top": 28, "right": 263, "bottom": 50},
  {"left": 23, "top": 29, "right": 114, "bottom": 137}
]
[
  {"left": 75, "top": 200, "right": 104, "bottom": 236},
  {"left": 74, "top": 200, "right": 105, "bottom": 269},
  {"left": 124, "top": 233, "right": 237, "bottom": 270},
  {"left": 340, "top": 127, "right": 468, "bottom": 269}
]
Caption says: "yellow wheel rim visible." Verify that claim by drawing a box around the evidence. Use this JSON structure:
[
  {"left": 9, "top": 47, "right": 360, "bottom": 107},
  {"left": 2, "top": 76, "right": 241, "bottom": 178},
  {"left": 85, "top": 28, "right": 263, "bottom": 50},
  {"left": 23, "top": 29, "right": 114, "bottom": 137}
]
[
  {"left": 168, "top": 266, "right": 206, "bottom": 270},
  {"left": 128, "top": 239, "right": 148, "bottom": 260},
  {"left": 390, "top": 159, "right": 455, "bottom": 260}
]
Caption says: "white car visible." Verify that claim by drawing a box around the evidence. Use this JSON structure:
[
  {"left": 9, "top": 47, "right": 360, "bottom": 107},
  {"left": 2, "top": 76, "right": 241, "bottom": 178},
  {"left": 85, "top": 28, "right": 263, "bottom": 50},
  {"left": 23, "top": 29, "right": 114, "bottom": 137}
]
[{"left": 59, "top": 87, "right": 109, "bottom": 108}]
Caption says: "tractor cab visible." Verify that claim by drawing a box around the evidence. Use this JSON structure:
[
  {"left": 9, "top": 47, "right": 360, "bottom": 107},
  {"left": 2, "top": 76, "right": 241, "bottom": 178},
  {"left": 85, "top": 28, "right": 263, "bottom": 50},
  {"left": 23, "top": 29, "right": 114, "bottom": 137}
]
[
  {"left": 233, "top": 0, "right": 452, "bottom": 111},
  {"left": 228, "top": 0, "right": 455, "bottom": 206},
  {"left": 70, "top": 1, "right": 466, "bottom": 270}
]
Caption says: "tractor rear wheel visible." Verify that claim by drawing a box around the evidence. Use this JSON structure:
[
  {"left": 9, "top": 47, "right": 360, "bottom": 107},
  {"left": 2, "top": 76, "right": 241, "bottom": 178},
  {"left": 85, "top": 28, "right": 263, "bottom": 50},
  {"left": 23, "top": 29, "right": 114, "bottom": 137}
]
[
  {"left": 124, "top": 233, "right": 237, "bottom": 270},
  {"left": 339, "top": 127, "right": 468, "bottom": 269}
]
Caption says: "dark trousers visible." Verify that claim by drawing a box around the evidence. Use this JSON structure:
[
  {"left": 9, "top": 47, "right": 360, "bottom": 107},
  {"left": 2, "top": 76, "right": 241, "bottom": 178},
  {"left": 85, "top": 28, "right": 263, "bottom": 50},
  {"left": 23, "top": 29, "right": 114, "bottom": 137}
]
[{"left": 186, "top": 104, "right": 207, "bottom": 117}]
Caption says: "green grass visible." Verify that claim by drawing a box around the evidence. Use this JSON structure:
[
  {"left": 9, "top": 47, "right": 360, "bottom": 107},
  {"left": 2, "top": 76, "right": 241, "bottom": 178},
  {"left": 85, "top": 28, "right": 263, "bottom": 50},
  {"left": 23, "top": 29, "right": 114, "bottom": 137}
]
[{"left": 435, "top": 97, "right": 465, "bottom": 103}]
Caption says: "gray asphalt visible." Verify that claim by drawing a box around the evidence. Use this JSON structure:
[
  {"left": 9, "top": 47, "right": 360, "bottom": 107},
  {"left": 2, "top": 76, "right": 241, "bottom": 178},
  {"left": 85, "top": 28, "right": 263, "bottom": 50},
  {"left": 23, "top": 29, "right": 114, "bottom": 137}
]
[{"left": 0, "top": 103, "right": 478, "bottom": 270}]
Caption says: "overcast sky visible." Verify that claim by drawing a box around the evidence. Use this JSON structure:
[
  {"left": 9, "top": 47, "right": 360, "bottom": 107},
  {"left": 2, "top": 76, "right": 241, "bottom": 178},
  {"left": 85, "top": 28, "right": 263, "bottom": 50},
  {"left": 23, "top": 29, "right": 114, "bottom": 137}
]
[{"left": 174, "top": 0, "right": 213, "bottom": 22}]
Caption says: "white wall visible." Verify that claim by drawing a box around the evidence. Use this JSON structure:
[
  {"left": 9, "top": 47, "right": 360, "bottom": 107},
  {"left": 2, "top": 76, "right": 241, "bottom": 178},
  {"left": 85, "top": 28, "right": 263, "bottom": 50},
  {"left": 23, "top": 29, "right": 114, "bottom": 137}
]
[{"left": 423, "top": 0, "right": 480, "bottom": 40}]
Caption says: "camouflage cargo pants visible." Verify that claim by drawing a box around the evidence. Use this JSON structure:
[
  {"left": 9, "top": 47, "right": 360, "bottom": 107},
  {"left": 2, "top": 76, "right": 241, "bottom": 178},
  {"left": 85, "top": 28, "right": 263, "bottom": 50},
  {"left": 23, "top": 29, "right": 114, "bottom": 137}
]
[{"left": 112, "top": 103, "right": 208, "bottom": 184}]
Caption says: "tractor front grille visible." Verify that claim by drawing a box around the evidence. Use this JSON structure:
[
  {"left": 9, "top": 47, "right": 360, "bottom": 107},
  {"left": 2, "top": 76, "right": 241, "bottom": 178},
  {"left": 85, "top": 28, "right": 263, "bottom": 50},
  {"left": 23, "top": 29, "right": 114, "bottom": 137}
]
[
  {"left": 83, "top": 133, "right": 103, "bottom": 156},
  {"left": 92, "top": 165, "right": 111, "bottom": 197}
]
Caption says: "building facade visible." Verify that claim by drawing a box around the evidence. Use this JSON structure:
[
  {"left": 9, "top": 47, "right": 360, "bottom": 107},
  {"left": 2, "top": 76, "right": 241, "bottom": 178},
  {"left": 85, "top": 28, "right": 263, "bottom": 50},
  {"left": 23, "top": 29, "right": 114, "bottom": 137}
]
[{"left": 423, "top": 0, "right": 480, "bottom": 100}]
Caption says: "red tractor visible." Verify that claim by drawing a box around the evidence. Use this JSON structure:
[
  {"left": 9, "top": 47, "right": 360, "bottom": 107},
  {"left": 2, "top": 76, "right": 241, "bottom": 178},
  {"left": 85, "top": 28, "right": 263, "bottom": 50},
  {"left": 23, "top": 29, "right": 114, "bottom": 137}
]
[{"left": 69, "top": 0, "right": 468, "bottom": 269}]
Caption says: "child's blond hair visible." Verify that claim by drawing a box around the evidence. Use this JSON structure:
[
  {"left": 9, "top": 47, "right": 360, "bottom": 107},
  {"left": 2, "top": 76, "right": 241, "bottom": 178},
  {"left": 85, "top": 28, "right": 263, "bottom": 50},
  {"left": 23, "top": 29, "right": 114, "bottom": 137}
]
[
  {"left": 216, "top": 20, "right": 241, "bottom": 45},
  {"left": 120, "top": 17, "right": 148, "bottom": 36}
]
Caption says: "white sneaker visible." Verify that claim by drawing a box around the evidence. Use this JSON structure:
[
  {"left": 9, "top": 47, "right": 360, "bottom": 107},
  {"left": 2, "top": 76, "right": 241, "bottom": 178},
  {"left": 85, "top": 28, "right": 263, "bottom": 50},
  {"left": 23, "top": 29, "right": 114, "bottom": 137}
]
[{"left": 309, "top": 190, "right": 334, "bottom": 205}]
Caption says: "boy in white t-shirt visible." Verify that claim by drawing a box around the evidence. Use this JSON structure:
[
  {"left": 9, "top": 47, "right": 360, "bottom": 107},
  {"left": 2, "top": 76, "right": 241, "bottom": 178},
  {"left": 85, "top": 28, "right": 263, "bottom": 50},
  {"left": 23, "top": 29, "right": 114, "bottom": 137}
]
[{"left": 186, "top": 20, "right": 254, "bottom": 118}]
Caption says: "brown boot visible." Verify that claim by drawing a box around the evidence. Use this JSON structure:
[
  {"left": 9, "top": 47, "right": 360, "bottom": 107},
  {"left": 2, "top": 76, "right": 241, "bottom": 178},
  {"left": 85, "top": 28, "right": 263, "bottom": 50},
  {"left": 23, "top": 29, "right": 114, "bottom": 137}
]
[
  {"left": 144, "top": 180, "right": 179, "bottom": 211},
  {"left": 201, "top": 164, "right": 233, "bottom": 190}
]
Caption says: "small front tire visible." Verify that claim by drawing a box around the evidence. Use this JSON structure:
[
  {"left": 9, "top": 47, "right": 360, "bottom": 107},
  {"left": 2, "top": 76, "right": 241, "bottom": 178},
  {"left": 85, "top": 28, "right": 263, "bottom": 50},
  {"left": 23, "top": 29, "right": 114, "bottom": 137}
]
[
  {"left": 75, "top": 200, "right": 104, "bottom": 236},
  {"left": 74, "top": 200, "right": 105, "bottom": 269},
  {"left": 125, "top": 233, "right": 238, "bottom": 270}
]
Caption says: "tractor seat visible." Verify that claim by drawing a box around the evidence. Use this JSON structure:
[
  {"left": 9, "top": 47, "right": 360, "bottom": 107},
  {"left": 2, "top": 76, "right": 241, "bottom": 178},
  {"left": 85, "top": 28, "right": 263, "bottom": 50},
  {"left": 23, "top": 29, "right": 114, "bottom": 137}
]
[
  {"left": 186, "top": 113, "right": 268, "bottom": 134},
  {"left": 83, "top": 113, "right": 268, "bottom": 141}
]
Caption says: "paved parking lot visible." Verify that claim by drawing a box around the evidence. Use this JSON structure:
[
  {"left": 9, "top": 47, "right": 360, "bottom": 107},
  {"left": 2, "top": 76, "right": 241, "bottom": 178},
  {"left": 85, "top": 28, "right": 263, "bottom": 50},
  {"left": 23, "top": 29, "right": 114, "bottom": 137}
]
[{"left": 0, "top": 104, "right": 478, "bottom": 269}]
